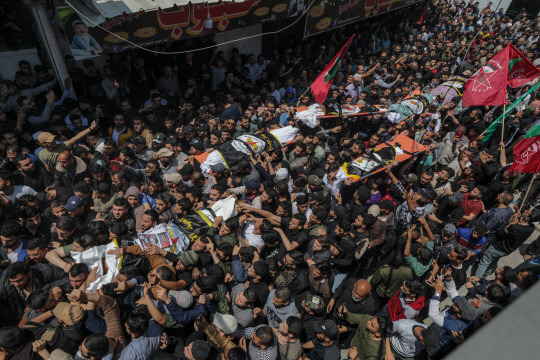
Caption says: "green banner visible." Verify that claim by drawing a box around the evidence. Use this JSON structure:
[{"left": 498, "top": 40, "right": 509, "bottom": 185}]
[{"left": 483, "top": 81, "right": 540, "bottom": 142}]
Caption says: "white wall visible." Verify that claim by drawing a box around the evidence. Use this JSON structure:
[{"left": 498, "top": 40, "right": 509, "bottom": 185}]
[
  {"left": 0, "top": 48, "right": 42, "bottom": 81},
  {"left": 214, "top": 24, "right": 262, "bottom": 58}
]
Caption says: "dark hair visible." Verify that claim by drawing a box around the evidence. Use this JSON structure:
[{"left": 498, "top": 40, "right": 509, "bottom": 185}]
[
  {"left": 224, "top": 217, "right": 239, "bottom": 232},
  {"left": 126, "top": 310, "right": 150, "bottom": 338},
  {"left": 337, "top": 219, "right": 352, "bottom": 232},
  {"left": 285, "top": 316, "right": 302, "bottom": 339},
  {"left": 388, "top": 251, "right": 404, "bottom": 267},
  {"left": 6, "top": 261, "right": 30, "bottom": 279},
  {"left": 69, "top": 263, "right": 90, "bottom": 277},
  {"left": 275, "top": 286, "right": 292, "bottom": 301},
  {"left": 288, "top": 250, "right": 304, "bottom": 267},
  {"left": 315, "top": 260, "right": 333, "bottom": 276},
  {"left": 74, "top": 233, "right": 96, "bottom": 249},
  {"left": 176, "top": 198, "right": 192, "bottom": 213},
  {"left": 226, "top": 347, "right": 247, "bottom": 360},
  {"left": 295, "top": 195, "right": 308, "bottom": 205},
  {"left": 26, "top": 238, "right": 47, "bottom": 251},
  {"left": 453, "top": 246, "right": 468, "bottom": 261},
  {"left": 418, "top": 247, "right": 433, "bottom": 264},
  {"left": 217, "top": 242, "right": 234, "bottom": 258},
  {"left": 73, "top": 181, "right": 92, "bottom": 194},
  {"left": 262, "top": 230, "right": 280, "bottom": 246},
  {"left": 362, "top": 214, "right": 376, "bottom": 228},
  {"left": 57, "top": 216, "right": 76, "bottom": 231},
  {"left": 278, "top": 201, "right": 292, "bottom": 216},
  {"left": 254, "top": 326, "right": 274, "bottom": 348},
  {"left": 119, "top": 265, "right": 141, "bottom": 279},
  {"left": 473, "top": 224, "right": 489, "bottom": 237},
  {"left": 0, "top": 220, "right": 22, "bottom": 237},
  {"left": 311, "top": 206, "right": 327, "bottom": 222},
  {"left": 499, "top": 266, "right": 517, "bottom": 286},
  {"left": 143, "top": 209, "right": 159, "bottom": 223},
  {"left": 206, "top": 264, "right": 225, "bottom": 285},
  {"left": 195, "top": 276, "right": 214, "bottom": 294},
  {"left": 485, "top": 283, "right": 506, "bottom": 304},
  {"left": 239, "top": 246, "right": 255, "bottom": 262},
  {"left": 19, "top": 205, "right": 40, "bottom": 220},
  {"left": 87, "top": 221, "right": 109, "bottom": 236},
  {"left": 0, "top": 326, "right": 24, "bottom": 350},
  {"left": 293, "top": 213, "right": 307, "bottom": 227},
  {"left": 405, "top": 279, "right": 424, "bottom": 296},
  {"left": 375, "top": 315, "right": 393, "bottom": 338},
  {"left": 84, "top": 334, "right": 110, "bottom": 358},
  {"left": 253, "top": 260, "right": 269, "bottom": 277},
  {"left": 27, "top": 289, "right": 50, "bottom": 310},
  {"left": 186, "top": 187, "right": 203, "bottom": 201},
  {"left": 243, "top": 288, "right": 257, "bottom": 304},
  {"left": 156, "top": 192, "right": 174, "bottom": 206},
  {"left": 156, "top": 266, "right": 175, "bottom": 281}
]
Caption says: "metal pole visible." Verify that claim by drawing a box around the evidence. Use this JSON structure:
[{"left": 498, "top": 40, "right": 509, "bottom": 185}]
[{"left": 28, "top": 3, "right": 76, "bottom": 98}]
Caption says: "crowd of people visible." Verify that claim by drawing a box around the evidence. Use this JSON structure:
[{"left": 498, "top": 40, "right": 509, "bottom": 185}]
[{"left": 0, "top": 0, "right": 540, "bottom": 359}]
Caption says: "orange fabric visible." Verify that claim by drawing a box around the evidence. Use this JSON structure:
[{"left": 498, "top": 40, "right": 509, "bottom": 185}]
[{"left": 194, "top": 152, "right": 210, "bottom": 164}]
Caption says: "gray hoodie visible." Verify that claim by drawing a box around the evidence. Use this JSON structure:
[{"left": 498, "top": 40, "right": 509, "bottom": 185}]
[{"left": 264, "top": 289, "right": 298, "bottom": 328}]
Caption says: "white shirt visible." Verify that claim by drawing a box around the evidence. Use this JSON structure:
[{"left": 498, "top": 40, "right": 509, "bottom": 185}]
[{"left": 7, "top": 242, "right": 22, "bottom": 263}]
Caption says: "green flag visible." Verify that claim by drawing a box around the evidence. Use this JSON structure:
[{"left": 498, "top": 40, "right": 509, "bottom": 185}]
[{"left": 483, "top": 81, "right": 540, "bottom": 142}]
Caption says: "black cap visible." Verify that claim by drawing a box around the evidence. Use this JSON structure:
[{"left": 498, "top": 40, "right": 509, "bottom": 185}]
[
  {"left": 313, "top": 319, "right": 339, "bottom": 339},
  {"left": 179, "top": 164, "right": 195, "bottom": 176}
]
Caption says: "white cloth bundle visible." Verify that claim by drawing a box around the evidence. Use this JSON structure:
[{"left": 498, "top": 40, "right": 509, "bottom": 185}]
[
  {"left": 295, "top": 104, "right": 323, "bottom": 128},
  {"left": 71, "top": 242, "right": 121, "bottom": 291},
  {"left": 211, "top": 195, "right": 237, "bottom": 221},
  {"left": 200, "top": 150, "right": 224, "bottom": 174},
  {"left": 270, "top": 126, "right": 298, "bottom": 144}
]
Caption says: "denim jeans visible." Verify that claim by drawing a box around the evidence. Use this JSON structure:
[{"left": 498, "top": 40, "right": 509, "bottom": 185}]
[
  {"left": 332, "top": 268, "right": 347, "bottom": 293},
  {"left": 475, "top": 245, "right": 507, "bottom": 278}
]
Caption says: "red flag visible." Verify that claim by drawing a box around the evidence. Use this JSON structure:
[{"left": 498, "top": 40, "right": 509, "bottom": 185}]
[
  {"left": 311, "top": 35, "right": 355, "bottom": 104},
  {"left": 506, "top": 44, "right": 540, "bottom": 87},
  {"left": 463, "top": 44, "right": 540, "bottom": 107},
  {"left": 462, "top": 46, "right": 510, "bottom": 107},
  {"left": 509, "top": 135, "right": 540, "bottom": 173}
]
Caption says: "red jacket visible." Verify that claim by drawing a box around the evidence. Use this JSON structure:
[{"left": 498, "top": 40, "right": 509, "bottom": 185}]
[{"left": 387, "top": 290, "right": 425, "bottom": 321}]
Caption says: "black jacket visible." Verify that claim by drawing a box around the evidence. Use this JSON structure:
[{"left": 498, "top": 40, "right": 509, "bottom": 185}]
[
  {"left": 0, "top": 263, "right": 68, "bottom": 324},
  {"left": 53, "top": 156, "right": 91, "bottom": 192},
  {"left": 12, "top": 165, "right": 52, "bottom": 192}
]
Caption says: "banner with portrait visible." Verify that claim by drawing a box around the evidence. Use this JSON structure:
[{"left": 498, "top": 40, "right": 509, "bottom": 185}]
[{"left": 57, "top": 0, "right": 304, "bottom": 60}]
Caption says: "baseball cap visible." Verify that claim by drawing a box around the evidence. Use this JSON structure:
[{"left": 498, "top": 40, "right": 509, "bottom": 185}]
[
  {"left": 443, "top": 223, "right": 456, "bottom": 236},
  {"left": 157, "top": 147, "right": 174, "bottom": 158},
  {"left": 456, "top": 297, "right": 477, "bottom": 322},
  {"left": 213, "top": 313, "right": 238, "bottom": 334},
  {"left": 63, "top": 196, "right": 86, "bottom": 211},
  {"left": 178, "top": 250, "right": 198, "bottom": 267},
  {"left": 210, "top": 163, "right": 227, "bottom": 173},
  {"left": 313, "top": 319, "right": 339, "bottom": 339},
  {"left": 330, "top": 203, "right": 346, "bottom": 219},
  {"left": 197, "top": 106, "right": 209, "bottom": 114},
  {"left": 38, "top": 132, "right": 56, "bottom": 144},
  {"left": 403, "top": 173, "right": 418, "bottom": 183},
  {"left": 367, "top": 204, "right": 380, "bottom": 217},
  {"left": 179, "top": 164, "right": 195, "bottom": 176},
  {"left": 190, "top": 340, "right": 211, "bottom": 360},
  {"left": 448, "top": 192, "right": 464, "bottom": 204},
  {"left": 245, "top": 179, "right": 261, "bottom": 191},
  {"left": 275, "top": 168, "right": 289, "bottom": 181},
  {"left": 183, "top": 125, "right": 195, "bottom": 134},
  {"left": 153, "top": 132, "right": 165, "bottom": 143},
  {"left": 305, "top": 294, "right": 324, "bottom": 311},
  {"left": 308, "top": 175, "right": 322, "bottom": 186},
  {"left": 169, "top": 290, "right": 193, "bottom": 309},
  {"left": 53, "top": 302, "right": 85, "bottom": 326},
  {"left": 164, "top": 173, "right": 181, "bottom": 185},
  {"left": 198, "top": 123, "right": 210, "bottom": 132},
  {"left": 132, "top": 135, "right": 147, "bottom": 145},
  {"left": 422, "top": 325, "right": 441, "bottom": 355}
]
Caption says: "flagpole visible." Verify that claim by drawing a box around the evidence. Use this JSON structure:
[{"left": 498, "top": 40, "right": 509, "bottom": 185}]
[
  {"left": 299, "top": 85, "right": 312, "bottom": 100},
  {"left": 501, "top": 102, "right": 506, "bottom": 143},
  {"left": 518, "top": 163, "right": 540, "bottom": 213}
]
